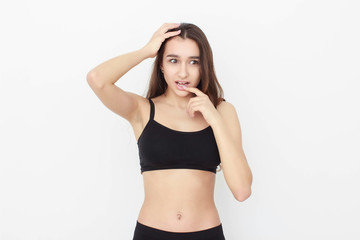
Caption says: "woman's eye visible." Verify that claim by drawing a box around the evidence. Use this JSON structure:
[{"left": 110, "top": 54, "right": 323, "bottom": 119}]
[
  {"left": 190, "top": 60, "right": 199, "bottom": 65},
  {"left": 170, "top": 59, "right": 177, "bottom": 63}
]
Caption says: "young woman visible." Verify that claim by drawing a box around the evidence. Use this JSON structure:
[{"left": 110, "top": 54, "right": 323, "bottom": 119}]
[{"left": 87, "top": 23, "right": 252, "bottom": 240}]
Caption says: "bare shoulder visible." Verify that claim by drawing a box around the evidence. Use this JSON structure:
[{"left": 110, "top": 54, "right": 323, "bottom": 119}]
[
  {"left": 216, "top": 100, "right": 237, "bottom": 117},
  {"left": 216, "top": 100, "right": 243, "bottom": 144},
  {"left": 216, "top": 100, "right": 242, "bottom": 129}
]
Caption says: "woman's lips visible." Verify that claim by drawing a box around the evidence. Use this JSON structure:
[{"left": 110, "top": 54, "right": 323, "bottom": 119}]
[{"left": 175, "top": 81, "right": 190, "bottom": 90}]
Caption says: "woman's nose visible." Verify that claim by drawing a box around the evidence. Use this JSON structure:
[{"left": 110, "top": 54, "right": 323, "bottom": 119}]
[{"left": 178, "top": 63, "right": 188, "bottom": 79}]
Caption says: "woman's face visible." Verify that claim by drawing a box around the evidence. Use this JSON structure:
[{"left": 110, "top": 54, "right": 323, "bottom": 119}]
[{"left": 161, "top": 37, "right": 201, "bottom": 95}]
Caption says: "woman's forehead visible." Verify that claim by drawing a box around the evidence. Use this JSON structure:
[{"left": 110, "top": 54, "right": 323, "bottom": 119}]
[{"left": 164, "top": 37, "right": 200, "bottom": 57}]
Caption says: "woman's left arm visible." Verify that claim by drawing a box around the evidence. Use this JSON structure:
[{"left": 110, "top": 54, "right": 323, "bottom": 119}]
[
  {"left": 184, "top": 86, "right": 253, "bottom": 202},
  {"left": 211, "top": 101, "right": 253, "bottom": 202}
]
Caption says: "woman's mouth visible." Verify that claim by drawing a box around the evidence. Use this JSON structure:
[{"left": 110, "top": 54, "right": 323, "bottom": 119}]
[{"left": 175, "top": 81, "right": 190, "bottom": 90}]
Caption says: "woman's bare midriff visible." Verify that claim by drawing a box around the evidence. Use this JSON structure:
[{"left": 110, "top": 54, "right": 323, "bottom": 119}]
[{"left": 137, "top": 169, "right": 221, "bottom": 232}]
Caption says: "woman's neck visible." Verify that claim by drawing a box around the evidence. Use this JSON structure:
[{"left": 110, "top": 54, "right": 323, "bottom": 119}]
[{"left": 161, "top": 89, "right": 195, "bottom": 109}]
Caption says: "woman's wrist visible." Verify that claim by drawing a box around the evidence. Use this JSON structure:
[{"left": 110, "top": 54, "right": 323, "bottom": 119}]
[{"left": 137, "top": 46, "right": 153, "bottom": 60}]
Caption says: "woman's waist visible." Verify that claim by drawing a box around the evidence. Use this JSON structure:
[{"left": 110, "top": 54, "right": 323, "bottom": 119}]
[
  {"left": 142, "top": 170, "right": 216, "bottom": 200},
  {"left": 137, "top": 200, "right": 221, "bottom": 232},
  {"left": 141, "top": 195, "right": 216, "bottom": 210},
  {"left": 138, "top": 169, "right": 220, "bottom": 231},
  {"left": 143, "top": 187, "right": 214, "bottom": 202}
]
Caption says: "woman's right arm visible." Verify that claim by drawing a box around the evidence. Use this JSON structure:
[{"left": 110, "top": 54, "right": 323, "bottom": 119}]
[
  {"left": 86, "top": 48, "right": 150, "bottom": 123},
  {"left": 86, "top": 23, "right": 181, "bottom": 124}
]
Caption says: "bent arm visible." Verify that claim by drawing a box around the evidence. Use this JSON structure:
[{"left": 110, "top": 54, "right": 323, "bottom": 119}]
[
  {"left": 86, "top": 23, "right": 181, "bottom": 122},
  {"left": 86, "top": 48, "right": 150, "bottom": 89},
  {"left": 86, "top": 48, "right": 150, "bottom": 122},
  {"left": 212, "top": 102, "right": 253, "bottom": 202}
]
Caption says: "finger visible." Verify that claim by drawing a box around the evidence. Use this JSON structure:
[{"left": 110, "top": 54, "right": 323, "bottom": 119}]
[
  {"left": 187, "top": 96, "right": 202, "bottom": 106},
  {"left": 156, "top": 31, "right": 180, "bottom": 44},
  {"left": 187, "top": 100, "right": 195, "bottom": 117},
  {"left": 164, "top": 30, "right": 181, "bottom": 39},
  {"left": 183, "top": 86, "right": 206, "bottom": 96},
  {"left": 188, "top": 103, "right": 203, "bottom": 117},
  {"left": 161, "top": 23, "right": 180, "bottom": 33},
  {"left": 187, "top": 106, "right": 196, "bottom": 118}
]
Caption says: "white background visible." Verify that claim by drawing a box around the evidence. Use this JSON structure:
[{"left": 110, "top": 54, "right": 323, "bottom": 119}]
[{"left": 1, "top": 0, "right": 359, "bottom": 239}]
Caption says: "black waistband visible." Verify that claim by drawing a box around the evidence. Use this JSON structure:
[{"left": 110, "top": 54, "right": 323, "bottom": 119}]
[{"left": 133, "top": 221, "right": 225, "bottom": 240}]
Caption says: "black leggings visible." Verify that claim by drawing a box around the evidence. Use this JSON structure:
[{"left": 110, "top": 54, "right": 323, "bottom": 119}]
[{"left": 133, "top": 221, "right": 226, "bottom": 240}]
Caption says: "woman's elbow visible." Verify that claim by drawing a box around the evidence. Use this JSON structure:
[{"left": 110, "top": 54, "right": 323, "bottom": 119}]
[
  {"left": 86, "top": 70, "right": 104, "bottom": 89},
  {"left": 234, "top": 188, "right": 252, "bottom": 202}
]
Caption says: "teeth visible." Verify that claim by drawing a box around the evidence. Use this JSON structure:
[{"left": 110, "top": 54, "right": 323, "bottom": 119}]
[{"left": 176, "top": 81, "right": 189, "bottom": 85}]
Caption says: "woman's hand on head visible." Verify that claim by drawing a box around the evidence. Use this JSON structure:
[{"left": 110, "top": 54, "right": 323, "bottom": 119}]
[{"left": 142, "top": 23, "right": 181, "bottom": 58}]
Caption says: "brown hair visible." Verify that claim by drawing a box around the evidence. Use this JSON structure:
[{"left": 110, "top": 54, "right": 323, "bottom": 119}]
[{"left": 145, "top": 23, "right": 225, "bottom": 107}]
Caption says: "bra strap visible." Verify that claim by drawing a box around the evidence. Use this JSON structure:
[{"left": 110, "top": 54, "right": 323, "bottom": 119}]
[{"left": 148, "top": 98, "right": 155, "bottom": 120}]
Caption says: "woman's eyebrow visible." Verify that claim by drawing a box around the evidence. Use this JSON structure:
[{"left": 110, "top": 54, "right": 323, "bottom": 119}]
[{"left": 165, "top": 54, "right": 200, "bottom": 59}]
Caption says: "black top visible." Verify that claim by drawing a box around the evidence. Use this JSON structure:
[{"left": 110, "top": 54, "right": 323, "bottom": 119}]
[{"left": 137, "top": 98, "right": 221, "bottom": 174}]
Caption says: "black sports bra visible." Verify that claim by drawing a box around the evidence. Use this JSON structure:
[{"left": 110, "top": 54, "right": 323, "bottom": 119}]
[{"left": 137, "top": 98, "right": 221, "bottom": 174}]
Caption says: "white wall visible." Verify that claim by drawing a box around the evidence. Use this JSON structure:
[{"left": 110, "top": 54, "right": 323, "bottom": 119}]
[{"left": 1, "top": 0, "right": 359, "bottom": 239}]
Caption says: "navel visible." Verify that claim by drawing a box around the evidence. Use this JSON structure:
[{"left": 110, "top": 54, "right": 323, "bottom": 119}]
[{"left": 176, "top": 211, "right": 183, "bottom": 220}]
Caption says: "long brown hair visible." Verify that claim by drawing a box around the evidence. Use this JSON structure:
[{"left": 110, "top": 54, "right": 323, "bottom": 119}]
[{"left": 145, "top": 23, "right": 225, "bottom": 107}]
